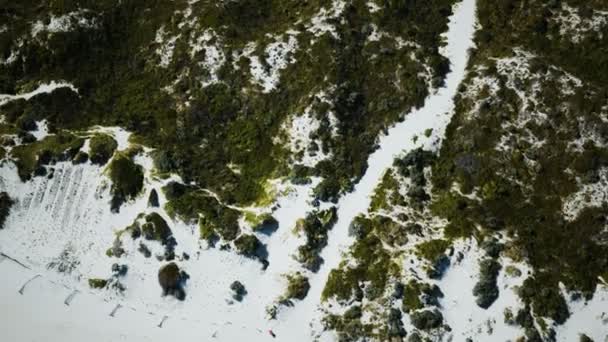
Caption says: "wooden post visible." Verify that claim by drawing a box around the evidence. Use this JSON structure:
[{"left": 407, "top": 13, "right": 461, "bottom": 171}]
[
  {"left": 18, "top": 274, "right": 41, "bottom": 295},
  {"left": 109, "top": 304, "right": 122, "bottom": 317},
  {"left": 64, "top": 289, "right": 79, "bottom": 306}
]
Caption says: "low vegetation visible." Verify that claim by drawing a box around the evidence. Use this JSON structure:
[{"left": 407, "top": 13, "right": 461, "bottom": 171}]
[
  {"left": 10, "top": 131, "right": 83, "bottom": 180},
  {"left": 158, "top": 262, "right": 189, "bottom": 301},
  {"left": 294, "top": 207, "right": 337, "bottom": 272},
  {"left": 107, "top": 153, "right": 144, "bottom": 212},
  {"left": 88, "top": 134, "right": 117, "bottom": 165},
  {"left": 0, "top": 192, "right": 13, "bottom": 229}
]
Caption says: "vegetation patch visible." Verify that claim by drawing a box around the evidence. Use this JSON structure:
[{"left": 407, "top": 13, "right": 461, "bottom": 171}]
[
  {"left": 323, "top": 216, "right": 400, "bottom": 302},
  {"left": 234, "top": 234, "right": 266, "bottom": 261},
  {"left": 0, "top": 192, "right": 14, "bottom": 229},
  {"left": 107, "top": 153, "right": 144, "bottom": 212},
  {"left": 162, "top": 181, "right": 241, "bottom": 241},
  {"left": 88, "top": 134, "right": 117, "bottom": 165},
  {"left": 88, "top": 278, "right": 108, "bottom": 289},
  {"left": 294, "top": 207, "right": 337, "bottom": 272},
  {"left": 427, "top": 0, "right": 608, "bottom": 325},
  {"left": 369, "top": 169, "right": 400, "bottom": 212},
  {"left": 247, "top": 212, "right": 279, "bottom": 235},
  {"left": 230, "top": 280, "right": 247, "bottom": 302},
  {"left": 410, "top": 309, "right": 444, "bottom": 331},
  {"left": 472, "top": 258, "right": 502, "bottom": 309},
  {"left": 10, "top": 131, "right": 83, "bottom": 180},
  {"left": 402, "top": 280, "right": 444, "bottom": 313},
  {"left": 158, "top": 262, "right": 189, "bottom": 301},
  {"left": 282, "top": 272, "right": 310, "bottom": 302}
]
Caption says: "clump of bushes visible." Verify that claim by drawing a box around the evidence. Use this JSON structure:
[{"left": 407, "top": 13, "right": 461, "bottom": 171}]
[
  {"left": 143, "top": 212, "right": 176, "bottom": 260},
  {"left": 394, "top": 148, "right": 435, "bottom": 210},
  {"left": 519, "top": 276, "right": 570, "bottom": 324},
  {"left": 250, "top": 213, "right": 279, "bottom": 235},
  {"left": 283, "top": 272, "right": 310, "bottom": 301},
  {"left": 88, "top": 263, "right": 128, "bottom": 292},
  {"left": 138, "top": 242, "right": 151, "bottom": 258},
  {"left": 107, "top": 153, "right": 144, "bottom": 212},
  {"left": 402, "top": 280, "right": 444, "bottom": 313},
  {"left": 288, "top": 164, "right": 313, "bottom": 185},
  {"left": 294, "top": 207, "right": 337, "bottom": 272},
  {"left": 88, "top": 278, "right": 108, "bottom": 289},
  {"left": 89, "top": 134, "right": 117, "bottom": 165},
  {"left": 11, "top": 132, "right": 84, "bottom": 180},
  {"left": 158, "top": 262, "right": 189, "bottom": 301},
  {"left": 163, "top": 181, "right": 241, "bottom": 241},
  {"left": 0, "top": 192, "right": 13, "bottom": 229},
  {"left": 386, "top": 308, "right": 407, "bottom": 339},
  {"left": 148, "top": 188, "right": 159, "bottom": 207},
  {"left": 121, "top": 212, "right": 176, "bottom": 260},
  {"left": 322, "top": 306, "right": 376, "bottom": 342},
  {"left": 410, "top": 309, "right": 444, "bottom": 331},
  {"left": 106, "top": 236, "right": 125, "bottom": 258},
  {"left": 230, "top": 280, "right": 247, "bottom": 302},
  {"left": 323, "top": 229, "right": 399, "bottom": 302},
  {"left": 71, "top": 151, "right": 89, "bottom": 164},
  {"left": 142, "top": 212, "right": 172, "bottom": 243},
  {"left": 369, "top": 170, "right": 400, "bottom": 212},
  {"left": 472, "top": 258, "right": 501, "bottom": 309},
  {"left": 234, "top": 234, "right": 267, "bottom": 263},
  {"left": 416, "top": 239, "right": 451, "bottom": 279}
]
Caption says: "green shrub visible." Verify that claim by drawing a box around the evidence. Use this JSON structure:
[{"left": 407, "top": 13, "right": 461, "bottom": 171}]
[
  {"left": 10, "top": 132, "right": 83, "bottom": 180},
  {"left": 410, "top": 309, "right": 443, "bottom": 331},
  {"left": 234, "top": 234, "right": 262, "bottom": 258},
  {"left": 0, "top": 192, "right": 13, "bottom": 229},
  {"left": 88, "top": 278, "right": 108, "bottom": 289},
  {"left": 107, "top": 153, "right": 144, "bottom": 212},
  {"left": 142, "top": 212, "right": 172, "bottom": 243},
  {"left": 283, "top": 273, "right": 310, "bottom": 301},
  {"left": 89, "top": 134, "right": 117, "bottom": 165}
]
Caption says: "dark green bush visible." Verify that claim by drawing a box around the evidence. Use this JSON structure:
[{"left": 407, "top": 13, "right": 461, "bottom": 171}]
[{"left": 89, "top": 134, "right": 117, "bottom": 165}]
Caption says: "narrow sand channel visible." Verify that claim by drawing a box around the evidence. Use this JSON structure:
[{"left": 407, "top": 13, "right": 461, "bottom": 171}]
[{"left": 276, "top": 0, "right": 478, "bottom": 339}]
